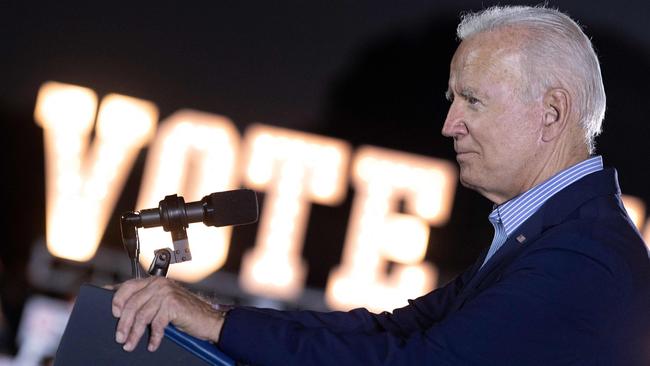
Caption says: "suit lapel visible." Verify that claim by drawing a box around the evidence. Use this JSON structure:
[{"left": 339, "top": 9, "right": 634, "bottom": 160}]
[
  {"left": 465, "top": 215, "right": 543, "bottom": 293},
  {"left": 450, "top": 168, "right": 620, "bottom": 312},
  {"left": 450, "top": 216, "right": 543, "bottom": 312}
]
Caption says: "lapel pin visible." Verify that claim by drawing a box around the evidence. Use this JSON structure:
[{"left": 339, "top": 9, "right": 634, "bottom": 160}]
[{"left": 516, "top": 234, "right": 526, "bottom": 243}]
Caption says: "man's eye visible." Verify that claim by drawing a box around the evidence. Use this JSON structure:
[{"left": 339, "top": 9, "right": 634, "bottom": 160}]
[{"left": 468, "top": 96, "right": 480, "bottom": 105}]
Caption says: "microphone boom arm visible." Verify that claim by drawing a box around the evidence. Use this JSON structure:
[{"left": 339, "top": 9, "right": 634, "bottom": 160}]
[{"left": 120, "top": 212, "right": 143, "bottom": 279}]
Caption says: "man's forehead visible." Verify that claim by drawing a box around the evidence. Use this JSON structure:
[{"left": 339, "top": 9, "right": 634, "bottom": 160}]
[
  {"left": 456, "top": 29, "right": 524, "bottom": 66},
  {"left": 449, "top": 30, "right": 526, "bottom": 88}
]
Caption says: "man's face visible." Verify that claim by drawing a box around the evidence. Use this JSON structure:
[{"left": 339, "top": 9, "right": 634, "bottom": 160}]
[{"left": 442, "top": 29, "right": 545, "bottom": 204}]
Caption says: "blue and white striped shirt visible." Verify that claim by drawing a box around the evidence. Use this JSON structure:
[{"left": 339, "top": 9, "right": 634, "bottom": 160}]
[{"left": 481, "top": 156, "right": 604, "bottom": 268}]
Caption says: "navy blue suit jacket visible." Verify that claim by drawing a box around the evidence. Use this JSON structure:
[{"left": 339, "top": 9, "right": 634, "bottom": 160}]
[{"left": 218, "top": 169, "right": 650, "bottom": 365}]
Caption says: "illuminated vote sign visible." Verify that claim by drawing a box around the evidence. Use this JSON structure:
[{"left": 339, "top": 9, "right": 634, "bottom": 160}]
[{"left": 33, "top": 81, "right": 650, "bottom": 312}]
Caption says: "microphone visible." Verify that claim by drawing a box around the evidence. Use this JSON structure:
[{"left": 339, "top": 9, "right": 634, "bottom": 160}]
[
  {"left": 138, "top": 189, "right": 259, "bottom": 231},
  {"left": 120, "top": 189, "right": 258, "bottom": 278}
]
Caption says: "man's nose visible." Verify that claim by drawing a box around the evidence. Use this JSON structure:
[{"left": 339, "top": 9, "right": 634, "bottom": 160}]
[{"left": 441, "top": 104, "right": 467, "bottom": 138}]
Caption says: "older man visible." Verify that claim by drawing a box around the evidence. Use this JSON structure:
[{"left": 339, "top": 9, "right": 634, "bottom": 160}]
[{"left": 112, "top": 5, "right": 650, "bottom": 365}]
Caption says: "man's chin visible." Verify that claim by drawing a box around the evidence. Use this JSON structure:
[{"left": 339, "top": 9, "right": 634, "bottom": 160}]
[{"left": 458, "top": 173, "right": 481, "bottom": 192}]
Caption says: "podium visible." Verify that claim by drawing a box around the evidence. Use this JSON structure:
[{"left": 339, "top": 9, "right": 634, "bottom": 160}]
[{"left": 54, "top": 284, "right": 237, "bottom": 366}]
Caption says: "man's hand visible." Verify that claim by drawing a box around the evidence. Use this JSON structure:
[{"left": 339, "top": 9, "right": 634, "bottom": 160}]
[{"left": 111, "top": 276, "right": 225, "bottom": 352}]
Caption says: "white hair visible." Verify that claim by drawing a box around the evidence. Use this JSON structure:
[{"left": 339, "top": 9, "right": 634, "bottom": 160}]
[{"left": 457, "top": 5, "right": 606, "bottom": 153}]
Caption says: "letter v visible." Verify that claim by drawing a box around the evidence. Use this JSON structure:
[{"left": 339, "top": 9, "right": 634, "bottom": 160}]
[{"left": 34, "top": 81, "right": 158, "bottom": 261}]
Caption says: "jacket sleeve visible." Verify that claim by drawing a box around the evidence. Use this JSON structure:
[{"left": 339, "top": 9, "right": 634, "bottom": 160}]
[
  {"left": 234, "top": 264, "right": 475, "bottom": 336},
  {"left": 217, "top": 245, "right": 618, "bottom": 366}
]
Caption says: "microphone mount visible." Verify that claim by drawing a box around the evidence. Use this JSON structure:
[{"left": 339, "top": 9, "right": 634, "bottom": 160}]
[{"left": 120, "top": 190, "right": 258, "bottom": 278}]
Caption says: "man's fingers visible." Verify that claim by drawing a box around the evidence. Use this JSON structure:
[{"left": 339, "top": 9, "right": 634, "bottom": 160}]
[
  {"left": 109, "top": 276, "right": 221, "bottom": 353},
  {"left": 112, "top": 278, "right": 150, "bottom": 317},
  {"left": 148, "top": 308, "right": 171, "bottom": 352},
  {"left": 115, "top": 278, "right": 168, "bottom": 347},
  {"left": 115, "top": 288, "right": 152, "bottom": 341},
  {"left": 121, "top": 295, "right": 164, "bottom": 351}
]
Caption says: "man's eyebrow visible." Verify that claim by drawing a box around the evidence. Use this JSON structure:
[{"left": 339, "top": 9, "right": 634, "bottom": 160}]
[
  {"left": 446, "top": 86, "right": 486, "bottom": 102},
  {"left": 460, "top": 87, "right": 489, "bottom": 102},
  {"left": 445, "top": 88, "right": 453, "bottom": 101},
  {"left": 459, "top": 88, "right": 476, "bottom": 98}
]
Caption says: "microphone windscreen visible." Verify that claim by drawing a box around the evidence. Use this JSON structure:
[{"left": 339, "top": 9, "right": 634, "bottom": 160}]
[{"left": 202, "top": 189, "right": 259, "bottom": 227}]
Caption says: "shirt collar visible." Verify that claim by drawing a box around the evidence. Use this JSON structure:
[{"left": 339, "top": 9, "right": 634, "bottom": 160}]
[{"left": 490, "top": 156, "right": 604, "bottom": 237}]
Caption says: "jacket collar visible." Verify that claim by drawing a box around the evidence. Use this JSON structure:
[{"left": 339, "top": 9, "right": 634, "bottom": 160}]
[{"left": 455, "top": 168, "right": 621, "bottom": 307}]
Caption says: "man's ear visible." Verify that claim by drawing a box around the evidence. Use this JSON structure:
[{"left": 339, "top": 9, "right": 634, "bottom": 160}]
[{"left": 541, "top": 88, "right": 571, "bottom": 142}]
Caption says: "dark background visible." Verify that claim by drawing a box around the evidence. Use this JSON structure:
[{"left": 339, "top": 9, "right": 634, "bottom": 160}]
[{"left": 0, "top": 0, "right": 649, "bottom": 354}]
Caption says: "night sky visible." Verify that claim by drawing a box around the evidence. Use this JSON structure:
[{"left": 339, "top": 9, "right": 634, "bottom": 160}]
[{"left": 1, "top": 0, "right": 649, "bottom": 293}]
